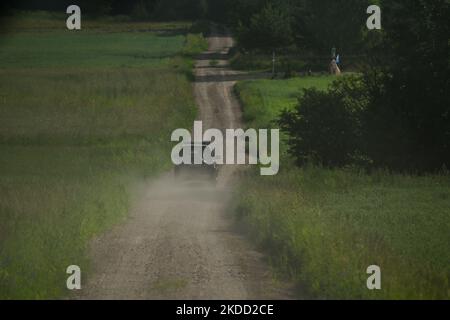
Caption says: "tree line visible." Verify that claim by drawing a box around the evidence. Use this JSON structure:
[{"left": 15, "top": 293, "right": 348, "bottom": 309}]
[
  {"left": 1, "top": 0, "right": 208, "bottom": 20},
  {"left": 2, "top": 0, "right": 377, "bottom": 54}
]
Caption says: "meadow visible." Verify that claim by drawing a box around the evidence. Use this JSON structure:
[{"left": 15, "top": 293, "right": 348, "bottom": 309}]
[
  {"left": 0, "top": 13, "right": 207, "bottom": 299},
  {"left": 233, "top": 76, "right": 450, "bottom": 299},
  {"left": 235, "top": 76, "right": 334, "bottom": 129}
]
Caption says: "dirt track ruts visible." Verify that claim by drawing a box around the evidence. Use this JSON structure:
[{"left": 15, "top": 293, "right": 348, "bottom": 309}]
[{"left": 75, "top": 29, "right": 292, "bottom": 300}]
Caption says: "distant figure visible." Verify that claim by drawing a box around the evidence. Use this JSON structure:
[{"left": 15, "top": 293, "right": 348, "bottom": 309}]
[
  {"left": 330, "top": 58, "right": 341, "bottom": 76},
  {"left": 336, "top": 54, "right": 340, "bottom": 65}
]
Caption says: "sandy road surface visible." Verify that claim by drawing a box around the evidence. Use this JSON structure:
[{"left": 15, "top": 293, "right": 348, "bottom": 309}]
[{"left": 76, "top": 30, "right": 291, "bottom": 300}]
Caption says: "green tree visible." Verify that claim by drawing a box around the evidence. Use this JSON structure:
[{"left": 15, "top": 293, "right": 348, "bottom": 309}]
[
  {"left": 236, "top": 2, "right": 293, "bottom": 52},
  {"left": 363, "top": 0, "right": 450, "bottom": 171},
  {"left": 291, "top": 0, "right": 369, "bottom": 52}
]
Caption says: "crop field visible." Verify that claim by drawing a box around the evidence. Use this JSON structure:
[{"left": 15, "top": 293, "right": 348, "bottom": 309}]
[
  {"left": 0, "top": 13, "right": 206, "bottom": 299},
  {"left": 233, "top": 77, "right": 450, "bottom": 299}
]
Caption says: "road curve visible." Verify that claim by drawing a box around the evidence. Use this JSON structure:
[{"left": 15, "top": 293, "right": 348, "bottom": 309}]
[{"left": 75, "top": 29, "right": 291, "bottom": 300}]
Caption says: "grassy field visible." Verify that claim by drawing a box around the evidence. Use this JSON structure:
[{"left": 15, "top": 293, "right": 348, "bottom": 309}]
[
  {"left": 233, "top": 76, "right": 450, "bottom": 299},
  {"left": 235, "top": 76, "right": 334, "bottom": 129},
  {"left": 1, "top": 11, "right": 193, "bottom": 34},
  {"left": 0, "top": 12, "right": 207, "bottom": 299}
]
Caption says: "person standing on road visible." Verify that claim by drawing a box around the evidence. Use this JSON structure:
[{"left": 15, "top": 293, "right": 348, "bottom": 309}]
[
  {"left": 330, "top": 58, "right": 341, "bottom": 75},
  {"left": 329, "top": 46, "right": 341, "bottom": 75}
]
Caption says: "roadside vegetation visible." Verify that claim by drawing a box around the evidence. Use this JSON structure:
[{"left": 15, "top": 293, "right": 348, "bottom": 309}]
[
  {"left": 231, "top": 0, "right": 448, "bottom": 299},
  {"left": 233, "top": 76, "right": 450, "bottom": 299},
  {"left": 0, "top": 11, "right": 207, "bottom": 299}
]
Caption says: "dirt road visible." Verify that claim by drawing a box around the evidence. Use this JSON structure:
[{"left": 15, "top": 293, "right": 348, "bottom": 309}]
[{"left": 77, "top": 30, "right": 290, "bottom": 300}]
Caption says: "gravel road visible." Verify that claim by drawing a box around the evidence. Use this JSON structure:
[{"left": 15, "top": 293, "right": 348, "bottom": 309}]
[{"left": 76, "top": 29, "right": 291, "bottom": 300}]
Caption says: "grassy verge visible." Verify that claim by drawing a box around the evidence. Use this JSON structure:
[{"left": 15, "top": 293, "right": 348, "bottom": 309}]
[
  {"left": 233, "top": 76, "right": 450, "bottom": 299},
  {"left": 0, "top": 12, "right": 207, "bottom": 299}
]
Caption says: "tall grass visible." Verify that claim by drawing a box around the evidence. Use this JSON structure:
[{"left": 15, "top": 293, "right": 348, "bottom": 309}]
[
  {"left": 233, "top": 77, "right": 450, "bottom": 299},
  {"left": 0, "top": 68, "right": 194, "bottom": 142},
  {"left": 0, "top": 13, "right": 207, "bottom": 299}
]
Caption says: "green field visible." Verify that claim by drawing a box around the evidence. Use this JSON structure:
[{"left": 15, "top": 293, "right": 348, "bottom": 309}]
[
  {"left": 233, "top": 77, "right": 450, "bottom": 299},
  {"left": 0, "top": 33, "right": 186, "bottom": 68},
  {"left": 0, "top": 13, "right": 207, "bottom": 299},
  {"left": 235, "top": 76, "right": 334, "bottom": 128}
]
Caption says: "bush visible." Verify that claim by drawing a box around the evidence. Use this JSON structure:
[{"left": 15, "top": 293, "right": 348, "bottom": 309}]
[{"left": 278, "top": 77, "right": 364, "bottom": 167}]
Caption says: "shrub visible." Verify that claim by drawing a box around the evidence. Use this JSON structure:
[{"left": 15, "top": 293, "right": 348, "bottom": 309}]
[{"left": 278, "top": 77, "right": 364, "bottom": 167}]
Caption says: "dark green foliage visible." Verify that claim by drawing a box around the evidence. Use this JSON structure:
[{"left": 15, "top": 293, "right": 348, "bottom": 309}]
[
  {"left": 228, "top": 0, "right": 369, "bottom": 54},
  {"left": 225, "top": 0, "right": 265, "bottom": 26},
  {"left": 279, "top": 0, "right": 449, "bottom": 172},
  {"left": 363, "top": 0, "right": 450, "bottom": 171},
  {"left": 236, "top": 2, "right": 293, "bottom": 52},
  {"left": 1, "top": 0, "right": 209, "bottom": 20},
  {"left": 292, "top": 0, "right": 370, "bottom": 52},
  {"left": 279, "top": 76, "right": 365, "bottom": 167}
]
